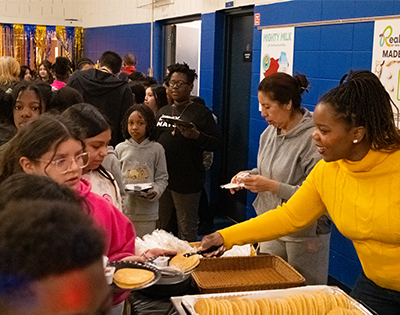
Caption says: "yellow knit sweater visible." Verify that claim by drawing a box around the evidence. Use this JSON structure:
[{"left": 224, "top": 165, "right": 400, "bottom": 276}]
[{"left": 220, "top": 149, "right": 400, "bottom": 292}]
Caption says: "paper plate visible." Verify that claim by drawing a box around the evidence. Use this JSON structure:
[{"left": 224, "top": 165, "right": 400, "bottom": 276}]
[
  {"left": 220, "top": 183, "right": 245, "bottom": 189},
  {"left": 125, "top": 183, "right": 153, "bottom": 191}
]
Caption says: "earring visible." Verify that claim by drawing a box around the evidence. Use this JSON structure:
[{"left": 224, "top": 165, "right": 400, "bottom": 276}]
[{"left": 353, "top": 139, "right": 358, "bottom": 144}]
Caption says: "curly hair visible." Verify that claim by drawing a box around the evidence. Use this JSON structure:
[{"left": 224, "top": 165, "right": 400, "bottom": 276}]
[
  {"left": 320, "top": 70, "right": 400, "bottom": 151},
  {"left": 121, "top": 103, "right": 157, "bottom": 141},
  {"left": 167, "top": 62, "right": 198, "bottom": 84}
]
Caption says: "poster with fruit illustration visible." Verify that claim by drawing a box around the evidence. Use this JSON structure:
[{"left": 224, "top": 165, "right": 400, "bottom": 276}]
[
  {"left": 372, "top": 19, "right": 400, "bottom": 126},
  {"left": 260, "top": 26, "right": 294, "bottom": 80}
]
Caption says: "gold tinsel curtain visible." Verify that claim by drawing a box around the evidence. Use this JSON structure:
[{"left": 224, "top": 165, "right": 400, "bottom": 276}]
[
  {"left": 35, "top": 25, "right": 47, "bottom": 67},
  {"left": 55, "top": 25, "right": 67, "bottom": 59},
  {"left": 13, "top": 24, "right": 24, "bottom": 66},
  {"left": 0, "top": 24, "right": 3, "bottom": 56},
  {"left": 75, "top": 27, "right": 83, "bottom": 61},
  {"left": 1, "top": 24, "right": 83, "bottom": 70},
  {"left": 45, "top": 26, "right": 56, "bottom": 63},
  {"left": 2, "top": 24, "right": 14, "bottom": 57}
]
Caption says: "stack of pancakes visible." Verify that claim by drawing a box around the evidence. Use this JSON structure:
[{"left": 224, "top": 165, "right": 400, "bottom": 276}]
[
  {"left": 113, "top": 268, "right": 155, "bottom": 289},
  {"left": 169, "top": 252, "right": 200, "bottom": 272}
]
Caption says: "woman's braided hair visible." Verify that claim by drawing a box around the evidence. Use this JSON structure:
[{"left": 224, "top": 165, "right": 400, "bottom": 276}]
[{"left": 320, "top": 70, "right": 400, "bottom": 152}]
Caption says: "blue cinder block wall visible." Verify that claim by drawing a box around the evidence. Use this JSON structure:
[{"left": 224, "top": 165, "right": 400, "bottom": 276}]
[
  {"left": 83, "top": 0, "right": 400, "bottom": 290},
  {"left": 84, "top": 23, "right": 151, "bottom": 75}
]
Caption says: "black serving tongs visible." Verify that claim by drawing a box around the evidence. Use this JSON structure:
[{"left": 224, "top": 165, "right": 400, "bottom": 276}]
[{"left": 183, "top": 245, "right": 225, "bottom": 258}]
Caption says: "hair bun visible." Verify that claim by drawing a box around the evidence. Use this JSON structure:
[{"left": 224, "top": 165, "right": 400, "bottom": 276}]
[{"left": 293, "top": 73, "right": 309, "bottom": 94}]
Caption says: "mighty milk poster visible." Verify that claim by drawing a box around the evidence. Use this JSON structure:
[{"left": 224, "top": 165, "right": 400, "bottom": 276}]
[{"left": 260, "top": 27, "right": 295, "bottom": 80}]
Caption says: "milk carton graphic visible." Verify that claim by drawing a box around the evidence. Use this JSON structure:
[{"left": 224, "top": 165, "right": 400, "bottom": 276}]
[{"left": 278, "top": 51, "right": 289, "bottom": 73}]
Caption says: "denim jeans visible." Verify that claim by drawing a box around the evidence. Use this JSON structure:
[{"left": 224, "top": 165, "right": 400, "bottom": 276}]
[{"left": 351, "top": 272, "right": 400, "bottom": 315}]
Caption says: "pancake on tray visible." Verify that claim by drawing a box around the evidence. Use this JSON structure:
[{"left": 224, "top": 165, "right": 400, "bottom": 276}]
[
  {"left": 113, "top": 267, "right": 155, "bottom": 289},
  {"left": 169, "top": 252, "right": 200, "bottom": 272}
]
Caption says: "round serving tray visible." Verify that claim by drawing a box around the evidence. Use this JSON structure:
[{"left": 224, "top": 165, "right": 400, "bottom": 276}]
[
  {"left": 109, "top": 260, "right": 161, "bottom": 291},
  {"left": 157, "top": 271, "right": 191, "bottom": 285}
]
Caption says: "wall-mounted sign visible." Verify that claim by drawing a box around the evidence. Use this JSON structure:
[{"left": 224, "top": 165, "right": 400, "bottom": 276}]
[
  {"left": 260, "top": 26, "right": 294, "bottom": 80},
  {"left": 225, "top": 1, "right": 234, "bottom": 8},
  {"left": 372, "top": 19, "right": 400, "bottom": 126},
  {"left": 259, "top": 26, "right": 294, "bottom": 111},
  {"left": 243, "top": 51, "right": 252, "bottom": 62},
  {"left": 254, "top": 13, "right": 260, "bottom": 26}
]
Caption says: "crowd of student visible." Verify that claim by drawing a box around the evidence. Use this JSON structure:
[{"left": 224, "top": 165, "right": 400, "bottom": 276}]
[
  {"left": 0, "top": 51, "right": 220, "bottom": 315},
  {"left": 0, "top": 52, "right": 220, "bottom": 240}
]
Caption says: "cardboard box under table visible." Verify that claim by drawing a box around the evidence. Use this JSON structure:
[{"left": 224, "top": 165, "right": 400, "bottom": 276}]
[{"left": 191, "top": 255, "right": 305, "bottom": 294}]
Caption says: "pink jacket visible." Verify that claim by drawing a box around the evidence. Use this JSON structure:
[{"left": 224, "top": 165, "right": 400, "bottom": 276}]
[
  {"left": 78, "top": 179, "right": 135, "bottom": 304},
  {"left": 78, "top": 179, "right": 136, "bottom": 260}
]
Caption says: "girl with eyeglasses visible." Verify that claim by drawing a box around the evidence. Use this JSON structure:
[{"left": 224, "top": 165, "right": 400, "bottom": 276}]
[{"left": 0, "top": 113, "right": 176, "bottom": 312}]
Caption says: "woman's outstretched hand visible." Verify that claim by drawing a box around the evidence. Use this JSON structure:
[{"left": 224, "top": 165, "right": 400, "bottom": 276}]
[{"left": 199, "top": 232, "right": 225, "bottom": 257}]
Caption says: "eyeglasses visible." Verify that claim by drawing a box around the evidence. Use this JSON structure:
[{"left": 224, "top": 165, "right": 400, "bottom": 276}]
[
  {"left": 37, "top": 152, "right": 90, "bottom": 174},
  {"left": 169, "top": 80, "right": 190, "bottom": 89}
]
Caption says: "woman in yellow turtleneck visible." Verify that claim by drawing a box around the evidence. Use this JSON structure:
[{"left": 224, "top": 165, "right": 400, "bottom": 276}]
[{"left": 200, "top": 70, "right": 400, "bottom": 315}]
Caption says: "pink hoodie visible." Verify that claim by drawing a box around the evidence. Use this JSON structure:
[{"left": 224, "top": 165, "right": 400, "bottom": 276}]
[
  {"left": 78, "top": 179, "right": 135, "bottom": 305},
  {"left": 77, "top": 178, "right": 136, "bottom": 260}
]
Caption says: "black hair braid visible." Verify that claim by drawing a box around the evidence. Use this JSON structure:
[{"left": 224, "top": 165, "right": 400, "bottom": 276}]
[
  {"left": 321, "top": 70, "right": 400, "bottom": 151},
  {"left": 353, "top": 76, "right": 400, "bottom": 150}
]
